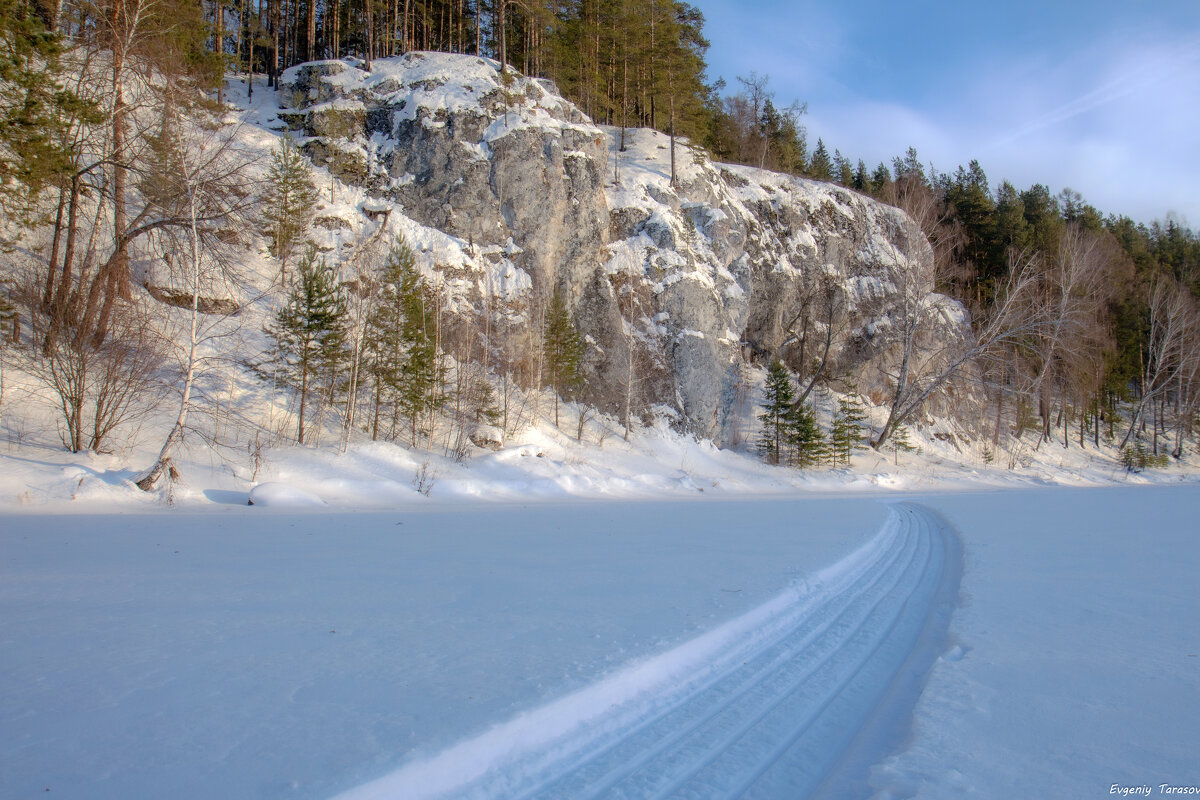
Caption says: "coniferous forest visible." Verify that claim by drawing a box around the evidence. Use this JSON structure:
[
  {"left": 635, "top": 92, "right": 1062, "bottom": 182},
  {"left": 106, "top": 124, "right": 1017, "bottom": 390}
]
[{"left": 2, "top": 0, "right": 1198, "bottom": 476}]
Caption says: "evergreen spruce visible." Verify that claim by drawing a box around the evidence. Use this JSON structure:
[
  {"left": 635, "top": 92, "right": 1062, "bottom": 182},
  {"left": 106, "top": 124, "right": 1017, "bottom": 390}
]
[
  {"left": 138, "top": 107, "right": 188, "bottom": 219},
  {"left": 0, "top": 279, "right": 16, "bottom": 341},
  {"left": 853, "top": 159, "right": 870, "bottom": 191},
  {"left": 263, "top": 134, "right": 318, "bottom": 284},
  {"left": 363, "top": 236, "right": 438, "bottom": 444},
  {"left": 789, "top": 399, "right": 825, "bottom": 468},
  {"left": 759, "top": 361, "right": 796, "bottom": 465},
  {"left": 808, "top": 138, "right": 833, "bottom": 181},
  {"left": 0, "top": 0, "right": 91, "bottom": 220},
  {"left": 267, "top": 248, "right": 347, "bottom": 444},
  {"left": 396, "top": 282, "right": 438, "bottom": 446},
  {"left": 888, "top": 424, "right": 918, "bottom": 465},
  {"left": 468, "top": 375, "right": 503, "bottom": 426},
  {"left": 833, "top": 149, "right": 854, "bottom": 186},
  {"left": 363, "top": 239, "right": 413, "bottom": 440},
  {"left": 870, "top": 162, "right": 892, "bottom": 194},
  {"left": 829, "top": 393, "right": 868, "bottom": 465},
  {"left": 1120, "top": 441, "right": 1167, "bottom": 473},
  {"left": 542, "top": 290, "right": 585, "bottom": 429}
]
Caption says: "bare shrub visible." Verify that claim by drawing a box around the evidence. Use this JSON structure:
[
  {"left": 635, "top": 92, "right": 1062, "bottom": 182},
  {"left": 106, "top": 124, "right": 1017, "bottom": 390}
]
[
  {"left": 412, "top": 460, "right": 436, "bottom": 496},
  {"left": 30, "top": 302, "right": 165, "bottom": 453}
]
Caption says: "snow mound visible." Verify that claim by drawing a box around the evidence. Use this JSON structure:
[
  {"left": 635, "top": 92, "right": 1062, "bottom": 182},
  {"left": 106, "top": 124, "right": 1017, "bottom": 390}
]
[{"left": 247, "top": 482, "right": 328, "bottom": 507}]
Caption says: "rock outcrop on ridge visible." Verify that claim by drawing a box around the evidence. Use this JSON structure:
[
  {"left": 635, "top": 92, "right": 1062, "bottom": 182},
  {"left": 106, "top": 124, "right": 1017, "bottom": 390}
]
[{"left": 277, "top": 52, "right": 970, "bottom": 444}]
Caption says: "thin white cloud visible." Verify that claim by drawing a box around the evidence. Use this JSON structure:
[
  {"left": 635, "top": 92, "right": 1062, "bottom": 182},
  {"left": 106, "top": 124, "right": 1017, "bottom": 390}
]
[
  {"left": 697, "top": 1, "right": 1199, "bottom": 224},
  {"left": 800, "top": 32, "right": 1200, "bottom": 224},
  {"left": 985, "top": 35, "right": 1200, "bottom": 150}
]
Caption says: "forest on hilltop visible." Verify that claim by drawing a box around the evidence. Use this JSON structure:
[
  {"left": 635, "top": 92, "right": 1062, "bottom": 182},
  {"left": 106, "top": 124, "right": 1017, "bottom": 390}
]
[{"left": 2, "top": 0, "right": 1198, "bottom": 478}]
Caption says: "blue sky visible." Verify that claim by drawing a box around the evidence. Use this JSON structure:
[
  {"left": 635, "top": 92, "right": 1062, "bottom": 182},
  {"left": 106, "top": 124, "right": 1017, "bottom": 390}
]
[{"left": 693, "top": 0, "right": 1200, "bottom": 226}]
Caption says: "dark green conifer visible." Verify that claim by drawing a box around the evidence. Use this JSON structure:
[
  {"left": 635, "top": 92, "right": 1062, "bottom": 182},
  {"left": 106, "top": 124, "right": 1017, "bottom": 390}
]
[
  {"left": 364, "top": 236, "right": 438, "bottom": 444},
  {"left": 808, "top": 139, "right": 832, "bottom": 181},
  {"left": 789, "top": 400, "right": 825, "bottom": 468},
  {"left": 829, "top": 393, "right": 868, "bottom": 465},
  {"left": 888, "top": 424, "right": 918, "bottom": 465},
  {"left": 264, "top": 135, "right": 317, "bottom": 284},
  {"left": 759, "top": 361, "right": 796, "bottom": 465},
  {"left": 542, "top": 290, "right": 585, "bottom": 429},
  {"left": 267, "top": 248, "right": 347, "bottom": 444},
  {"left": 0, "top": 0, "right": 92, "bottom": 220}
]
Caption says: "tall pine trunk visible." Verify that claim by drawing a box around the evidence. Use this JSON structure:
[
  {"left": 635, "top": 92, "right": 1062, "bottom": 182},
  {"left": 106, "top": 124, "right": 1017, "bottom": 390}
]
[
  {"left": 216, "top": 0, "right": 225, "bottom": 103},
  {"left": 306, "top": 0, "right": 316, "bottom": 60},
  {"left": 298, "top": 343, "right": 311, "bottom": 444}
]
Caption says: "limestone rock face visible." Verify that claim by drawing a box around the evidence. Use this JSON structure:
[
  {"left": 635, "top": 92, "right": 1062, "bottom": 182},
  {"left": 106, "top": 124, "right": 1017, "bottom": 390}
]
[
  {"left": 281, "top": 53, "right": 608, "bottom": 298},
  {"left": 278, "top": 52, "right": 970, "bottom": 443}
]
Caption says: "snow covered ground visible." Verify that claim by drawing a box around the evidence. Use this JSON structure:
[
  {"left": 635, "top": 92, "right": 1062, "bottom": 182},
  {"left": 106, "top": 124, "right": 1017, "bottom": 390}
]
[
  {"left": 3, "top": 480, "right": 1198, "bottom": 799},
  {"left": 873, "top": 488, "right": 1200, "bottom": 798}
]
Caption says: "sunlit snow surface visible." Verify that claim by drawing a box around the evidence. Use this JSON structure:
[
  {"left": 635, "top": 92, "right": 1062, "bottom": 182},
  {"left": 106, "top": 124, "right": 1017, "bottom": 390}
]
[{"left": 3, "top": 487, "right": 1198, "bottom": 799}]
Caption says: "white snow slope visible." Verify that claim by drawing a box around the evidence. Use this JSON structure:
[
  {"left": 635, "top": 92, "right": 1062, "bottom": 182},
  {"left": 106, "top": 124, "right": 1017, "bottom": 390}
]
[{"left": 3, "top": 487, "right": 1198, "bottom": 799}]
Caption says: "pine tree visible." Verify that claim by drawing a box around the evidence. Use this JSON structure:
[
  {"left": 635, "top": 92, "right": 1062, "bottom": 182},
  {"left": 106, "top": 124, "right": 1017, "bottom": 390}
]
[
  {"left": 267, "top": 248, "right": 347, "bottom": 444},
  {"left": 139, "top": 105, "right": 188, "bottom": 219},
  {"left": 888, "top": 424, "right": 918, "bottom": 465},
  {"left": 870, "top": 162, "right": 892, "bottom": 195},
  {"left": 808, "top": 138, "right": 833, "bottom": 181},
  {"left": 789, "top": 399, "right": 825, "bottom": 468},
  {"left": 263, "top": 134, "right": 317, "bottom": 284},
  {"left": 829, "top": 393, "right": 868, "bottom": 465},
  {"left": 753, "top": 95, "right": 807, "bottom": 174},
  {"left": 833, "top": 149, "right": 854, "bottom": 186},
  {"left": 0, "top": 0, "right": 91, "bottom": 222},
  {"left": 759, "top": 361, "right": 796, "bottom": 465},
  {"left": 363, "top": 236, "right": 438, "bottom": 444},
  {"left": 944, "top": 159, "right": 998, "bottom": 292},
  {"left": 853, "top": 159, "right": 869, "bottom": 192},
  {"left": 542, "top": 290, "right": 585, "bottom": 429},
  {"left": 396, "top": 276, "right": 438, "bottom": 447},
  {"left": 363, "top": 240, "right": 413, "bottom": 440}
]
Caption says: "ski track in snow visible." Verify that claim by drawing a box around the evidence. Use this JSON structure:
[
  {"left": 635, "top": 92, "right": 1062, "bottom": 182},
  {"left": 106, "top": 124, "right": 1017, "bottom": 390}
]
[{"left": 334, "top": 503, "right": 962, "bottom": 800}]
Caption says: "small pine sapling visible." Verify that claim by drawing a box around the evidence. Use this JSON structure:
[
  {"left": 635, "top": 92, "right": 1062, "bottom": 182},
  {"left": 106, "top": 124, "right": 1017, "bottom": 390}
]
[
  {"left": 542, "top": 291, "right": 585, "bottom": 429},
  {"left": 759, "top": 361, "right": 796, "bottom": 465},
  {"left": 829, "top": 393, "right": 868, "bottom": 465},
  {"left": 264, "top": 135, "right": 318, "bottom": 284},
  {"left": 888, "top": 424, "right": 918, "bottom": 465},
  {"left": 790, "top": 400, "right": 825, "bottom": 469},
  {"left": 265, "top": 247, "right": 348, "bottom": 444}
]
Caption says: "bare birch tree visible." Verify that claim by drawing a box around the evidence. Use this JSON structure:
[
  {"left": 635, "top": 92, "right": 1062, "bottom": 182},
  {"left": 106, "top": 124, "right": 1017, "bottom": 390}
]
[
  {"left": 1024, "top": 223, "right": 1116, "bottom": 444},
  {"left": 776, "top": 264, "right": 844, "bottom": 410},
  {"left": 872, "top": 230, "right": 1048, "bottom": 449},
  {"left": 1120, "top": 278, "right": 1200, "bottom": 450},
  {"left": 136, "top": 119, "right": 257, "bottom": 490}
]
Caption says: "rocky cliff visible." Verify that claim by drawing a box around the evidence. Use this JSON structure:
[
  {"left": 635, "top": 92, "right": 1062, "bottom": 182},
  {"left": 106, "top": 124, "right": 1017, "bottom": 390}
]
[{"left": 277, "top": 52, "right": 968, "bottom": 443}]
